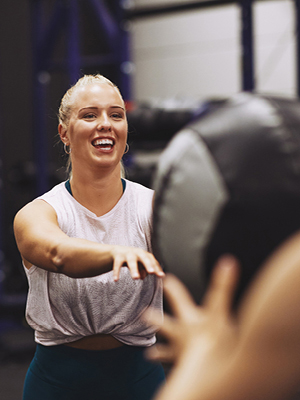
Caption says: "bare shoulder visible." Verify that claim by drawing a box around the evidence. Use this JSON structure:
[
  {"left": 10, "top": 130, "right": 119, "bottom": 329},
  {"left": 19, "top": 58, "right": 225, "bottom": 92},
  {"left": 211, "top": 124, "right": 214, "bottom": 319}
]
[
  {"left": 13, "top": 199, "right": 60, "bottom": 256},
  {"left": 14, "top": 199, "right": 57, "bottom": 230},
  {"left": 13, "top": 199, "right": 68, "bottom": 271}
]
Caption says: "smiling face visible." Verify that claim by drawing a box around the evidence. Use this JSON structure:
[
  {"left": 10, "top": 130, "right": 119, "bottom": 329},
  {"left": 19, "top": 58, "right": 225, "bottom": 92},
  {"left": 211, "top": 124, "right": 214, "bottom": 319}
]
[{"left": 59, "top": 82, "right": 128, "bottom": 176}]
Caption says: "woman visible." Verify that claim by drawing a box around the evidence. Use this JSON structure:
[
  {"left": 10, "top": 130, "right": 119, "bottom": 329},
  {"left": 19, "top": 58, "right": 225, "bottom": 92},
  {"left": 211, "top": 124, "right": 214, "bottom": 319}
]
[{"left": 14, "top": 74, "right": 165, "bottom": 400}]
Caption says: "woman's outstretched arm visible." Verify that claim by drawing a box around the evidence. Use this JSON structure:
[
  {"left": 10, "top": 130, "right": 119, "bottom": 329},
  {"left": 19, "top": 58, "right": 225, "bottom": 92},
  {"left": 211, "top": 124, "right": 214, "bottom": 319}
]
[{"left": 14, "top": 199, "right": 164, "bottom": 281}]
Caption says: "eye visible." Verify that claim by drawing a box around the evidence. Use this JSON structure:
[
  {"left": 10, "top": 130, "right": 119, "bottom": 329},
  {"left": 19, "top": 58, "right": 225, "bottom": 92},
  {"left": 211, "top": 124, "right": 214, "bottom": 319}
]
[
  {"left": 111, "top": 113, "right": 124, "bottom": 119},
  {"left": 83, "top": 113, "right": 96, "bottom": 119}
]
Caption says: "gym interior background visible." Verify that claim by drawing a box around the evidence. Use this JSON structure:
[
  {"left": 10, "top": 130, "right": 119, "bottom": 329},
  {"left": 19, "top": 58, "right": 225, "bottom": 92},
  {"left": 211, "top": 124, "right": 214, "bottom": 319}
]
[{"left": 0, "top": 0, "right": 297, "bottom": 398}]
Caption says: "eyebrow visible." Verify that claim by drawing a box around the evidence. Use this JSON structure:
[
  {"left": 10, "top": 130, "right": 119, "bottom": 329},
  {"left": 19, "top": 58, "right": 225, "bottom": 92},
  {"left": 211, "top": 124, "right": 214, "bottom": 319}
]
[{"left": 79, "top": 105, "right": 125, "bottom": 112}]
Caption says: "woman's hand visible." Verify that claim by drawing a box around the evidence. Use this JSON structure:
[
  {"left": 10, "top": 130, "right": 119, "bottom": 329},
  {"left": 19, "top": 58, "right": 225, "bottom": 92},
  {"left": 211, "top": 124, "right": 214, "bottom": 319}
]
[{"left": 111, "top": 245, "right": 165, "bottom": 281}]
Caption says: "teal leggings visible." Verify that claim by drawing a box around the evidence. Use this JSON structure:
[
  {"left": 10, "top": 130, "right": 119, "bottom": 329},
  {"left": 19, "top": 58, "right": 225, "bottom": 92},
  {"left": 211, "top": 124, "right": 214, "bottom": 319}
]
[{"left": 23, "top": 343, "right": 165, "bottom": 400}]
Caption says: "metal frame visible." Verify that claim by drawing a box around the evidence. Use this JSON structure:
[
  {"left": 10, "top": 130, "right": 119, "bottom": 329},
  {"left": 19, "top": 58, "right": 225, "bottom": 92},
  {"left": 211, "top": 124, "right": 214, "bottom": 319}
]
[
  {"left": 295, "top": 0, "right": 300, "bottom": 96},
  {"left": 126, "top": 0, "right": 241, "bottom": 19},
  {"left": 241, "top": 0, "right": 254, "bottom": 91}
]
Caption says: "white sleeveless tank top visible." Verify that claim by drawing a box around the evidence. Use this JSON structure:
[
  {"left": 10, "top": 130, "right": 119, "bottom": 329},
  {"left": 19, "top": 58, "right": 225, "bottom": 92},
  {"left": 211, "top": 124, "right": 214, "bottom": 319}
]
[{"left": 24, "top": 180, "right": 163, "bottom": 347}]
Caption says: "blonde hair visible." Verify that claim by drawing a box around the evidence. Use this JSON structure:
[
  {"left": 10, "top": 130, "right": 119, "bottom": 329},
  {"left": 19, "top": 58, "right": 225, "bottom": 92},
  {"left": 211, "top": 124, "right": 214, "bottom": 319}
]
[
  {"left": 58, "top": 74, "right": 126, "bottom": 178},
  {"left": 58, "top": 74, "right": 124, "bottom": 129}
]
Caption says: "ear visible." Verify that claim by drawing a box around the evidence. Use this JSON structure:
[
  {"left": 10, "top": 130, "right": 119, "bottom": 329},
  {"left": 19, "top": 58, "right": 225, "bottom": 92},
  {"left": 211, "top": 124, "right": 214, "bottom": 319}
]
[{"left": 58, "top": 123, "right": 69, "bottom": 146}]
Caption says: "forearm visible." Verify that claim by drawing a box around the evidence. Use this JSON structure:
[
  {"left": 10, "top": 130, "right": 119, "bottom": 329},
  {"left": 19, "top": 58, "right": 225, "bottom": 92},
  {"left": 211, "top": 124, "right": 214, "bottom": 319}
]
[
  {"left": 51, "top": 238, "right": 115, "bottom": 278},
  {"left": 20, "top": 234, "right": 115, "bottom": 278},
  {"left": 155, "top": 345, "right": 216, "bottom": 400},
  {"left": 155, "top": 337, "right": 245, "bottom": 400}
]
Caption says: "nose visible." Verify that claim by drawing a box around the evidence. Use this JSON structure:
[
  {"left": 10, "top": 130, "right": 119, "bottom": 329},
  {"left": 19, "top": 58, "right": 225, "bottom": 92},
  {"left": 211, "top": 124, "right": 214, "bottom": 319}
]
[{"left": 97, "top": 113, "right": 111, "bottom": 131}]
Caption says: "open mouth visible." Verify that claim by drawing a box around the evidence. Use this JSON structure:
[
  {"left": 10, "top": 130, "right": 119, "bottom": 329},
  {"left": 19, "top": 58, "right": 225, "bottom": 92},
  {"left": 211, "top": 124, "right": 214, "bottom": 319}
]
[{"left": 92, "top": 138, "right": 115, "bottom": 151}]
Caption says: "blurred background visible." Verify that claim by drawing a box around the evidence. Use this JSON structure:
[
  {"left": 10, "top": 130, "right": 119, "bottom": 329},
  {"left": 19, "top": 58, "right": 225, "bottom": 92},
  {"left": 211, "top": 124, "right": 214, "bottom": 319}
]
[{"left": 0, "top": 0, "right": 297, "bottom": 398}]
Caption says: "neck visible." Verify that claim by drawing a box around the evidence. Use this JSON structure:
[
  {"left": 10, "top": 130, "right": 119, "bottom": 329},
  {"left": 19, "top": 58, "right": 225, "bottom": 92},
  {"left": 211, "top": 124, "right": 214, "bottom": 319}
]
[{"left": 70, "top": 165, "right": 124, "bottom": 217}]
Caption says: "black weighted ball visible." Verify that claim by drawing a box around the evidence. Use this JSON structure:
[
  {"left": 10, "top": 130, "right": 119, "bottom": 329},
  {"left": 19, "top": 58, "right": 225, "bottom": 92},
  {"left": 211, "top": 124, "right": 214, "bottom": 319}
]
[{"left": 152, "top": 92, "right": 300, "bottom": 306}]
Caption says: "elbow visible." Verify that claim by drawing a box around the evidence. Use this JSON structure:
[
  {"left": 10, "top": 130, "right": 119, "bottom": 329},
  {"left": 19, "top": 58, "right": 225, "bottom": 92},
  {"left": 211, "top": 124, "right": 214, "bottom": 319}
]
[
  {"left": 50, "top": 243, "right": 89, "bottom": 278},
  {"left": 50, "top": 245, "right": 67, "bottom": 274},
  {"left": 50, "top": 244, "right": 78, "bottom": 278}
]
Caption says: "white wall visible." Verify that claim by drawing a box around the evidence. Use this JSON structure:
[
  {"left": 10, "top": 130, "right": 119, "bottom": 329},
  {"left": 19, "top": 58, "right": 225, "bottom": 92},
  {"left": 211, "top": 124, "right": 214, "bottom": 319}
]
[
  {"left": 254, "top": 0, "right": 295, "bottom": 96},
  {"left": 130, "top": 0, "right": 296, "bottom": 102}
]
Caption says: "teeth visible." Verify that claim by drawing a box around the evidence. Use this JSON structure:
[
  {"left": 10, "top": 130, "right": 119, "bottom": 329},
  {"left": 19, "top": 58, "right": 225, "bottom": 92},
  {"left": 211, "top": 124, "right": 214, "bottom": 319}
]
[{"left": 93, "top": 138, "right": 114, "bottom": 146}]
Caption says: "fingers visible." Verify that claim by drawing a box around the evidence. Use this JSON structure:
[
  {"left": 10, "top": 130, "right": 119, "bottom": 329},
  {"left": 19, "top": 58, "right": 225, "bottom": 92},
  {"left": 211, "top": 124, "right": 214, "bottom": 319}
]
[
  {"left": 144, "top": 306, "right": 179, "bottom": 340},
  {"left": 126, "top": 252, "right": 158, "bottom": 280},
  {"left": 112, "top": 256, "right": 124, "bottom": 282},
  {"left": 138, "top": 252, "right": 165, "bottom": 278},
  {"left": 163, "top": 274, "right": 197, "bottom": 319},
  {"left": 126, "top": 255, "right": 142, "bottom": 279},
  {"left": 112, "top": 246, "right": 165, "bottom": 281},
  {"left": 203, "top": 255, "right": 239, "bottom": 314},
  {"left": 143, "top": 307, "right": 179, "bottom": 363}
]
